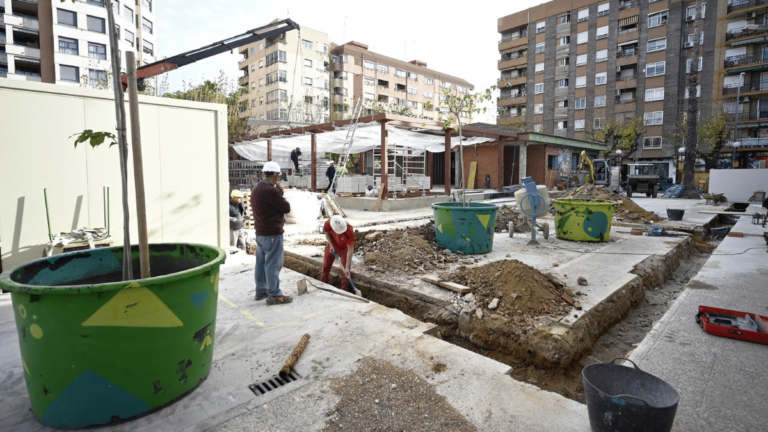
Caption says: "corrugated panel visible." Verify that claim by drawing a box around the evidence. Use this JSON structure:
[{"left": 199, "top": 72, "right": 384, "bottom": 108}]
[{"left": 619, "top": 15, "right": 639, "bottom": 27}]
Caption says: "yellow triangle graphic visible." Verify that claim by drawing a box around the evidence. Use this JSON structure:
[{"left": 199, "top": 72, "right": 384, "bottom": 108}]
[
  {"left": 82, "top": 283, "right": 183, "bottom": 328},
  {"left": 477, "top": 214, "right": 491, "bottom": 229},
  {"left": 438, "top": 224, "right": 443, "bottom": 233}
]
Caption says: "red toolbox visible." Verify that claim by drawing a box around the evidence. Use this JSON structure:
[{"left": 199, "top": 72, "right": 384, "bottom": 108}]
[{"left": 696, "top": 305, "right": 768, "bottom": 344}]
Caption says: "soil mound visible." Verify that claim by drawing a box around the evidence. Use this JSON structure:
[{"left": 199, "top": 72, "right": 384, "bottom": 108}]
[
  {"left": 443, "top": 260, "right": 573, "bottom": 320},
  {"left": 494, "top": 205, "right": 528, "bottom": 233},
  {"left": 355, "top": 222, "right": 445, "bottom": 274},
  {"left": 565, "top": 184, "right": 662, "bottom": 223}
]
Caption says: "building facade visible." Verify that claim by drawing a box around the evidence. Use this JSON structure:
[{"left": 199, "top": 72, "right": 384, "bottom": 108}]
[
  {"left": 329, "top": 41, "right": 473, "bottom": 122},
  {"left": 237, "top": 23, "right": 331, "bottom": 133},
  {"left": 1, "top": 0, "right": 156, "bottom": 86},
  {"left": 497, "top": 0, "right": 718, "bottom": 162}
]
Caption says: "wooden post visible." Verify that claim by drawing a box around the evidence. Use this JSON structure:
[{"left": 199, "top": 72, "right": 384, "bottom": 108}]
[
  {"left": 311, "top": 134, "right": 317, "bottom": 191},
  {"left": 497, "top": 142, "right": 505, "bottom": 192},
  {"left": 427, "top": 151, "right": 433, "bottom": 188},
  {"left": 380, "top": 121, "right": 388, "bottom": 197},
  {"left": 267, "top": 140, "right": 272, "bottom": 162},
  {"left": 126, "top": 51, "right": 150, "bottom": 279},
  {"left": 444, "top": 131, "right": 451, "bottom": 196}
]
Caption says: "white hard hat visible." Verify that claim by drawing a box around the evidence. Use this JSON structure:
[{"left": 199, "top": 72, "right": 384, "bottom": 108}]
[
  {"left": 330, "top": 215, "right": 347, "bottom": 234},
  {"left": 263, "top": 161, "right": 281, "bottom": 174}
]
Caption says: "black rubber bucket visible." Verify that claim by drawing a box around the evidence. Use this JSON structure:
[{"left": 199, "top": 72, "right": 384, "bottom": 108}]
[
  {"left": 666, "top": 209, "right": 685, "bottom": 221},
  {"left": 582, "top": 358, "right": 679, "bottom": 432}
]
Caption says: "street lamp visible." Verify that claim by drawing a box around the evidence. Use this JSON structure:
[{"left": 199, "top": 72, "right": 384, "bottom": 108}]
[
  {"left": 678, "top": 147, "right": 685, "bottom": 183},
  {"left": 615, "top": 149, "right": 623, "bottom": 191},
  {"left": 732, "top": 72, "right": 745, "bottom": 169},
  {"left": 732, "top": 141, "right": 741, "bottom": 169}
]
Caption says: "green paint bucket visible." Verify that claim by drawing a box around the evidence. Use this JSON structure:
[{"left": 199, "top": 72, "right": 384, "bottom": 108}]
[
  {"left": 432, "top": 202, "right": 498, "bottom": 254},
  {"left": 553, "top": 198, "right": 616, "bottom": 242},
  {"left": 0, "top": 243, "right": 225, "bottom": 429}
]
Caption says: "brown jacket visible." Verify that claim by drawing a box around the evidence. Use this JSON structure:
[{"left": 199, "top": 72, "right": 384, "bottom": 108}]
[{"left": 251, "top": 181, "right": 291, "bottom": 235}]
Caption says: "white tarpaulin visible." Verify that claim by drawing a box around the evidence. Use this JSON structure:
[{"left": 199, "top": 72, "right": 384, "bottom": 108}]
[{"left": 233, "top": 123, "right": 495, "bottom": 162}]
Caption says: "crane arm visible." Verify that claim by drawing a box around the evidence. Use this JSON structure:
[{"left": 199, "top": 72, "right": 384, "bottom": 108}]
[
  {"left": 121, "top": 19, "right": 300, "bottom": 89},
  {"left": 578, "top": 150, "right": 596, "bottom": 185}
]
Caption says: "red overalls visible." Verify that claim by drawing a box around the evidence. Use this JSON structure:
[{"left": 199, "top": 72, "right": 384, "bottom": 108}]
[{"left": 320, "top": 220, "right": 355, "bottom": 292}]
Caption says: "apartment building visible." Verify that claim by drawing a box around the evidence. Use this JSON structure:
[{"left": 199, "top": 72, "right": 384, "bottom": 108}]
[
  {"left": 1, "top": 0, "right": 156, "bottom": 86},
  {"left": 329, "top": 41, "right": 473, "bottom": 122},
  {"left": 497, "top": 0, "right": 716, "bottom": 162},
  {"left": 237, "top": 23, "right": 331, "bottom": 133}
]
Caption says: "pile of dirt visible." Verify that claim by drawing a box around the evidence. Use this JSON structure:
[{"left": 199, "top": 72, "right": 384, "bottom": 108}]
[
  {"left": 494, "top": 205, "right": 528, "bottom": 233},
  {"left": 354, "top": 222, "right": 452, "bottom": 274},
  {"left": 442, "top": 260, "right": 576, "bottom": 321},
  {"left": 566, "top": 184, "right": 662, "bottom": 223},
  {"left": 292, "top": 238, "right": 327, "bottom": 247}
]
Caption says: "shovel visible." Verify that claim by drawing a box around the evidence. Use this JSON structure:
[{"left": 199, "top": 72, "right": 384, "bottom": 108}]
[
  {"left": 330, "top": 250, "right": 362, "bottom": 296},
  {"left": 297, "top": 279, "right": 369, "bottom": 303}
]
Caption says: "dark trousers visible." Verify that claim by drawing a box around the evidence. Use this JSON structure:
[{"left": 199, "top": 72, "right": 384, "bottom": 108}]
[
  {"left": 327, "top": 177, "right": 334, "bottom": 192},
  {"left": 292, "top": 159, "right": 300, "bottom": 174}
]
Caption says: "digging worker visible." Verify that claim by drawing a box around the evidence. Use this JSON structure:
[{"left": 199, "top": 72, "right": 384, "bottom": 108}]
[
  {"left": 290, "top": 147, "right": 302, "bottom": 175},
  {"left": 321, "top": 215, "right": 356, "bottom": 293},
  {"left": 229, "top": 190, "right": 248, "bottom": 250},
  {"left": 326, "top": 161, "right": 336, "bottom": 192},
  {"left": 251, "top": 161, "right": 293, "bottom": 305}
]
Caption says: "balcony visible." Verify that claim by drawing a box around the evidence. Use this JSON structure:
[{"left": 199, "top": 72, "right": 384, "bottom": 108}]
[
  {"left": 618, "top": 28, "right": 638, "bottom": 42},
  {"left": 556, "top": 43, "right": 570, "bottom": 53},
  {"left": 617, "top": 53, "right": 638, "bottom": 67},
  {"left": 498, "top": 53, "right": 527, "bottom": 70},
  {"left": 498, "top": 75, "right": 526, "bottom": 87},
  {"left": 723, "top": 79, "right": 768, "bottom": 96},
  {"left": 6, "top": 43, "right": 40, "bottom": 59},
  {"left": 556, "top": 22, "right": 570, "bottom": 34},
  {"left": 499, "top": 31, "right": 528, "bottom": 50},
  {"left": 727, "top": 0, "right": 768, "bottom": 14},
  {"left": 554, "top": 129, "right": 567, "bottom": 137},
  {"left": 726, "top": 137, "right": 768, "bottom": 148},
  {"left": 498, "top": 94, "right": 526, "bottom": 106},
  {"left": 727, "top": 106, "right": 768, "bottom": 121},
  {"left": 724, "top": 53, "right": 768, "bottom": 69},
  {"left": 555, "top": 107, "right": 568, "bottom": 117},
  {"left": 619, "top": 0, "right": 638, "bottom": 10},
  {"left": 332, "top": 78, "right": 345, "bottom": 87},
  {"left": 238, "top": 75, "right": 248, "bottom": 86},
  {"left": 238, "top": 57, "right": 248, "bottom": 66},
  {"left": 332, "top": 94, "right": 345, "bottom": 104},
  {"left": 725, "top": 25, "right": 768, "bottom": 42},
  {"left": 616, "top": 94, "right": 636, "bottom": 104},
  {"left": 555, "top": 87, "right": 568, "bottom": 97},
  {"left": 0, "top": 34, "right": 5, "bottom": 45}
]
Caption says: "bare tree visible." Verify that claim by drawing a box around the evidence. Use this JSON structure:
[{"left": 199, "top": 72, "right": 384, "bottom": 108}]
[{"left": 683, "top": 0, "right": 704, "bottom": 196}]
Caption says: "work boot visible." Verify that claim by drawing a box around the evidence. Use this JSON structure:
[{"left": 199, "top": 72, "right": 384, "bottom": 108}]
[{"left": 266, "top": 295, "right": 293, "bottom": 305}]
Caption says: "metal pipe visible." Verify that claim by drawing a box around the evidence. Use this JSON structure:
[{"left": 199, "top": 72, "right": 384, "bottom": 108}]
[
  {"left": 279, "top": 334, "right": 310, "bottom": 379},
  {"left": 44, "top": 189, "right": 53, "bottom": 242}
]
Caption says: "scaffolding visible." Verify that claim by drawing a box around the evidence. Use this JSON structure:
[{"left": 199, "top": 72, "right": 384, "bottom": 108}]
[{"left": 372, "top": 142, "right": 429, "bottom": 196}]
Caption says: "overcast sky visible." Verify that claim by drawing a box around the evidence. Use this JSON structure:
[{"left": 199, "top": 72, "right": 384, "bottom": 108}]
[{"left": 156, "top": 0, "right": 545, "bottom": 122}]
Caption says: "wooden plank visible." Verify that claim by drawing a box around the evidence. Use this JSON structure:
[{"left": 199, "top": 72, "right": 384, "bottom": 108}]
[
  {"left": 698, "top": 211, "right": 761, "bottom": 215},
  {"left": 467, "top": 161, "right": 477, "bottom": 189},
  {"left": 373, "top": 185, "right": 385, "bottom": 212},
  {"left": 420, "top": 275, "right": 472, "bottom": 294},
  {"left": 324, "top": 193, "right": 347, "bottom": 218}
]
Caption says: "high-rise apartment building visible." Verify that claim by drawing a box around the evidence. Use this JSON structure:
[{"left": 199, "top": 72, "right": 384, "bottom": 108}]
[
  {"left": 1, "top": 0, "right": 157, "bottom": 86},
  {"left": 238, "top": 23, "right": 331, "bottom": 133},
  {"left": 329, "top": 41, "right": 473, "bottom": 121},
  {"left": 497, "top": 0, "right": 716, "bottom": 163}
]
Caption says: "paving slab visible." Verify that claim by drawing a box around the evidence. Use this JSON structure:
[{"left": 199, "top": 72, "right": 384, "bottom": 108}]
[
  {"left": 0, "top": 251, "right": 590, "bottom": 432},
  {"left": 630, "top": 214, "right": 768, "bottom": 431},
  {"left": 630, "top": 197, "right": 721, "bottom": 230}
]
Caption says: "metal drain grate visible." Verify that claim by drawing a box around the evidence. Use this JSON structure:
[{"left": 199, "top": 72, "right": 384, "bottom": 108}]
[{"left": 248, "top": 370, "right": 302, "bottom": 396}]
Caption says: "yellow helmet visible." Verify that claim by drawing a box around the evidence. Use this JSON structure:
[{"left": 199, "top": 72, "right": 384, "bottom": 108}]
[{"left": 230, "top": 190, "right": 243, "bottom": 198}]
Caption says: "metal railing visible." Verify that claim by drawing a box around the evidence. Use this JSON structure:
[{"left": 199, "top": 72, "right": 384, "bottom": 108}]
[
  {"left": 723, "top": 79, "right": 768, "bottom": 95},
  {"left": 500, "top": 31, "right": 527, "bottom": 44},
  {"left": 618, "top": 74, "right": 637, "bottom": 81},
  {"left": 725, "top": 26, "right": 768, "bottom": 42},
  {"left": 726, "top": 137, "right": 768, "bottom": 147},
  {"left": 727, "top": 0, "right": 768, "bottom": 14},
  {"left": 724, "top": 53, "right": 768, "bottom": 68},
  {"left": 555, "top": 107, "right": 568, "bottom": 117},
  {"left": 617, "top": 49, "right": 637, "bottom": 58},
  {"left": 498, "top": 52, "right": 527, "bottom": 63},
  {"left": 726, "top": 107, "right": 768, "bottom": 121},
  {"left": 616, "top": 95, "right": 636, "bottom": 104},
  {"left": 618, "top": 27, "right": 638, "bottom": 36},
  {"left": 619, "top": 1, "right": 638, "bottom": 10}
]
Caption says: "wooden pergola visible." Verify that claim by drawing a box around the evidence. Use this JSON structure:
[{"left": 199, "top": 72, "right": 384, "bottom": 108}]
[{"left": 231, "top": 114, "right": 520, "bottom": 197}]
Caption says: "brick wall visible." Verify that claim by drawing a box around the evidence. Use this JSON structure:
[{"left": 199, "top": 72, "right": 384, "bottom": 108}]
[{"left": 460, "top": 144, "right": 503, "bottom": 190}]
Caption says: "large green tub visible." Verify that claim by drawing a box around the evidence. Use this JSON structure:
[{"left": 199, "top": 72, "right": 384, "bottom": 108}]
[
  {"left": 432, "top": 202, "right": 499, "bottom": 254},
  {"left": 0, "top": 243, "right": 226, "bottom": 429},
  {"left": 553, "top": 198, "right": 616, "bottom": 242}
]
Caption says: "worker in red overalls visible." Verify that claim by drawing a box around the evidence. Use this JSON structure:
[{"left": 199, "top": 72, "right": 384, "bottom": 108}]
[{"left": 321, "top": 215, "right": 357, "bottom": 294}]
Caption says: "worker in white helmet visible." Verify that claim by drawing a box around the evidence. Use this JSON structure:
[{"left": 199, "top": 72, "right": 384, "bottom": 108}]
[
  {"left": 321, "top": 215, "right": 356, "bottom": 293},
  {"left": 229, "top": 190, "right": 248, "bottom": 250},
  {"left": 251, "top": 161, "right": 293, "bottom": 305}
]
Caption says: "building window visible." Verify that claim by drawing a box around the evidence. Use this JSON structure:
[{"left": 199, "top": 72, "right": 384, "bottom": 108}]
[
  {"left": 407, "top": 86, "right": 417, "bottom": 95},
  {"left": 59, "top": 37, "right": 78, "bottom": 55},
  {"left": 536, "top": 21, "right": 546, "bottom": 33},
  {"left": 142, "top": 17, "right": 153, "bottom": 34},
  {"left": 60, "top": 65, "right": 80, "bottom": 82},
  {"left": 578, "top": 9, "right": 589, "bottom": 22},
  {"left": 304, "top": 58, "right": 312, "bottom": 68},
  {"left": 114, "top": 24, "right": 120, "bottom": 39},
  {"left": 534, "top": 123, "right": 544, "bottom": 132},
  {"left": 259, "top": 79, "right": 264, "bottom": 87},
  {"left": 560, "top": 13, "right": 571, "bottom": 24},
  {"left": 86, "top": 15, "right": 106, "bottom": 33},
  {"left": 597, "top": 3, "right": 609, "bottom": 16},
  {"left": 557, "top": 57, "right": 569, "bottom": 67},
  {"left": 89, "top": 69, "right": 107, "bottom": 84},
  {"left": 595, "top": 95, "right": 606, "bottom": 107},
  {"left": 596, "top": 26, "right": 609, "bottom": 40},
  {"left": 88, "top": 43, "right": 107, "bottom": 60},
  {"left": 577, "top": 31, "right": 588, "bottom": 44},
  {"left": 557, "top": 100, "right": 568, "bottom": 108},
  {"left": 534, "top": 103, "right": 543, "bottom": 113},
  {"left": 596, "top": 49, "right": 608, "bottom": 62},
  {"left": 644, "top": 111, "right": 663, "bottom": 125},
  {"left": 594, "top": 117, "right": 604, "bottom": 129},
  {"left": 559, "top": 36, "right": 570, "bottom": 46},
  {"left": 535, "top": 62, "right": 544, "bottom": 73},
  {"left": 303, "top": 40, "right": 313, "bottom": 50},
  {"left": 57, "top": 9, "right": 77, "bottom": 27},
  {"left": 687, "top": 33, "right": 704, "bottom": 45},
  {"left": 317, "top": 43, "right": 328, "bottom": 54},
  {"left": 364, "top": 92, "right": 375, "bottom": 100},
  {"left": 377, "top": 64, "right": 389, "bottom": 73},
  {"left": 686, "top": 3, "right": 706, "bottom": 18},
  {"left": 142, "top": 0, "right": 152, "bottom": 12},
  {"left": 595, "top": 72, "right": 607, "bottom": 85},
  {"left": 535, "top": 42, "right": 545, "bottom": 54},
  {"left": 576, "top": 54, "right": 587, "bottom": 66},
  {"left": 576, "top": 76, "right": 586, "bottom": 88},
  {"left": 648, "top": 11, "right": 668, "bottom": 28},
  {"left": 647, "top": 38, "right": 667, "bottom": 52},
  {"left": 362, "top": 77, "right": 374, "bottom": 86},
  {"left": 265, "top": 50, "right": 287, "bottom": 66},
  {"left": 250, "top": 64, "right": 255, "bottom": 72},
  {"left": 574, "top": 119, "right": 586, "bottom": 130},
  {"left": 424, "top": 90, "right": 434, "bottom": 98},
  {"left": 408, "top": 72, "right": 418, "bottom": 81},
  {"left": 267, "top": 109, "right": 288, "bottom": 120},
  {"left": 686, "top": 57, "right": 703, "bottom": 73},
  {"left": 111, "top": 1, "right": 119, "bottom": 13},
  {"left": 395, "top": 69, "right": 406, "bottom": 78},
  {"left": 558, "top": 78, "right": 569, "bottom": 88},
  {"left": 575, "top": 97, "right": 586, "bottom": 109},
  {"left": 646, "top": 61, "right": 665, "bottom": 77},
  {"left": 125, "top": 29, "right": 134, "bottom": 47},
  {"left": 304, "top": 77, "right": 312, "bottom": 86},
  {"left": 424, "top": 76, "right": 434, "bottom": 85},
  {"left": 645, "top": 87, "right": 664, "bottom": 101},
  {"left": 643, "top": 137, "right": 663, "bottom": 149},
  {"left": 557, "top": 121, "right": 568, "bottom": 130},
  {"left": 259, "top": 60, "right": 264, "bottom": 68},
  {"left": 266, "top": 89, "right": 288, "bottom": 103},
  {"left": 685, "top": 85, "right": 702, "bottom": 99},
  {"left": 259, "top": 42, "right": 263, "bottom": 51},
  {"left": 534, "top": 83, "right": 544, "bottom": 94},
  {"left": 87, "top": 0, "right": 105, "bottom": 7},
  {"left": 123, "top": 6, "right": 133, "bottom": 23},
  {"left": 548, "top": 155, "right": 560, "bottom": 170},
  {"left": 441, "top": 81, "right": 452, "bottom": 89},
  {"left": 279, "top": 70, "right": 287, "bottom": 82},
  {"left": 143, "top": 40, "right": 153, "bottom": 56}
]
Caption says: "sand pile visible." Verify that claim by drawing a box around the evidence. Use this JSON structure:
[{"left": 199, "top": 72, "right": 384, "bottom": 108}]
[
  {"left": 442, "top": 260, "right": 575, "bottom": 320},
  {"left": 566, "top": 184, "right": 662, "bottom": 223},
  {"left": 494, "top": 205, "right": 528, "bottom": 233}
]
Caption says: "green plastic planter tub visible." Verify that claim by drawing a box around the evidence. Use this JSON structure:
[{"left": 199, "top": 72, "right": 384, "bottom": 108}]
[
  {"left": 432, "top": 202, "right": 499, "bottom": 254},
  {"left": 553, "top": 198, "right": 616, "bottom": 242},
  {"left": 0, "top": 243, "right": 226, "bottom": 429}
]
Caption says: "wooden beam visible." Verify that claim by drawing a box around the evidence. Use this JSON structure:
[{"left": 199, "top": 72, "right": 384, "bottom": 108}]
[
  {"left": 445, "top": 131, "right": 452, "bottom": 196},
  {"left": 311, "top": 133, "right": 317, "bottom": 191},
  {"left": 380, "top": 121, "right": 389, "bottom": 198},
  {"left": 420, "top": 275, "right": 472, "bottom": 294},
  {"left": 497, "top": 143, "right": 505, "bottom": 192},
  {"left": 267, "top": 139, "right": 272, "bottom": 162}
]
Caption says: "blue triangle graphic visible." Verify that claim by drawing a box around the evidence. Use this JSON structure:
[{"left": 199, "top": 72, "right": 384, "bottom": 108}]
[
  {"left": 190, "top": 291, "right": 209, "bottom": 309},
  {"left": 41, "top": 369, "right": 151, "bottom": 428}
]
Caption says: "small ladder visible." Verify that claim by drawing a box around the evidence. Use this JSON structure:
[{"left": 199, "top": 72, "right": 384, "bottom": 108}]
[{"left": 327, "top": 97, "right": 364, "bottom": 195}]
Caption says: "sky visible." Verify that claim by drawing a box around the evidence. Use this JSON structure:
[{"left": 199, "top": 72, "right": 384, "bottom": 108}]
[{"left": 156, "top": 0, "right": 546, "bottom": 123}]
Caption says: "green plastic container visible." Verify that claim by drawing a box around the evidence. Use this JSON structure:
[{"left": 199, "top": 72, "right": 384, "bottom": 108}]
[
  {"left": 553, "top": 198, "right": 616, "bottom": 242},
  {"left": 0, "top": 243, "right": 226, "bottom": 429},
  {"left": 432, "top": 202, "right": 498, "bottom": 254}
]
